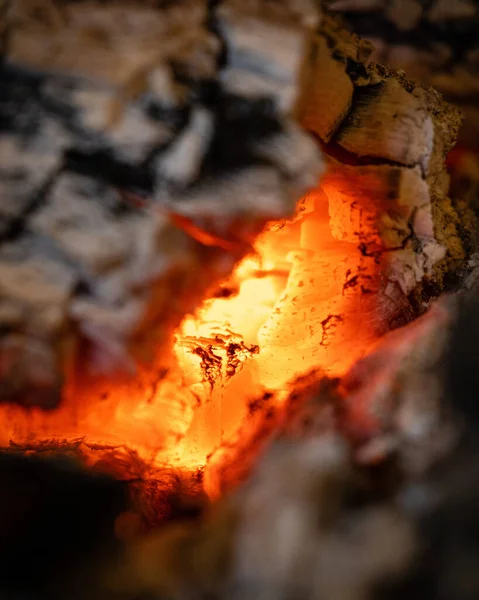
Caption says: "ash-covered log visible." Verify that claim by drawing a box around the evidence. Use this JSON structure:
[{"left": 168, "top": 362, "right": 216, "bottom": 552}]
[{"left": 297, "top": 15, "right": 473, "bottom": 326}]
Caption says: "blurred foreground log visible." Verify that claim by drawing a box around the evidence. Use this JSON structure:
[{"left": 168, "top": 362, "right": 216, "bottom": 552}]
[
  {"left": 104, "top": 290, "right": 479, "bottom": 600},
  {"left": 0, "top": 0, "right": 322, "bottom": 407}
]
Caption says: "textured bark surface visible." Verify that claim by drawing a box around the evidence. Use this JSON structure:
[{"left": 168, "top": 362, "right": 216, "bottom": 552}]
[
  {"left": 297, "top": 15, "right": 470, "bottom": 327},
  {"left": 0, "top": 0, "right": 322, "bottom": 408},
  {"left": 323, "top": 0, "right": 479, "bottom": 245}
]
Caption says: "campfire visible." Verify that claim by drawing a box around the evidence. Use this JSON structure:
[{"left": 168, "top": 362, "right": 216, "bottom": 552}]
[{"left": 2, "top": 1, "right": 479, "bottom": 599}]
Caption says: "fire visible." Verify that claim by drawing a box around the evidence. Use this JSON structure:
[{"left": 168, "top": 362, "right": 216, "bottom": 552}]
[{"left": 0, "top": 185, "right": 379, "bottom": 495}]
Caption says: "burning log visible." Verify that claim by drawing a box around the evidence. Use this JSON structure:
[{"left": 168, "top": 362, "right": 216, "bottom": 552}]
[
  {"left": 0, "top": 291, "right": 478, "bottom": 600},
  {"left": 324, "top": 0, "right": 479, "bottom": 229},
  {"left": 0, "top": 0, "right": 475, "bottom": 511},
  {"left": 1, "top": 4, "right": 479, "bottom": 600},
  {"left": 0, "top": 5, "right": 478, "bottom": 598},
  {"left": 0, "top": 1, "right": 472, "bottom": 412},
  {"left": 297, "top": 15, "right": 470, "bottom": 325},
  {"left": 0, "top": 0, "right": 322, "bottom": 408},
  {"left": 99, "top": 290, "right": 479, "bottom": 600},
  {"left": 204, "top": 297, "right": 459, "bottom": 497}
]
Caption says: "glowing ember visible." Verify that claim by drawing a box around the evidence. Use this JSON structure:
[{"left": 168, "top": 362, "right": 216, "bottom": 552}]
[{"left": 0, "top": 186, "right": 380, "bottom": 492}]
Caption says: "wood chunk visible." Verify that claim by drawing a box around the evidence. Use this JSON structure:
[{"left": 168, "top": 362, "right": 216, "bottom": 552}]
[
  {"left": 321, "top": 162, "right": 449, "bottom": 321},
  {"left": 30, "top": 174, "right": 132, "bottom": 275},
  {"left": 0, "top": 117, "right": 69, "bottom": 231},
  {"left": 298, "top": 14, "right": 468, "bottom": 327},
  {"left": 0, "top": 234, "right": 77, "bottom": 337},
  {"left": 7, "top": 0, "right": 210, "bottom": 86},
  {"left": 218, "top": 0, "right": 319, "bottom": 116},
  {"left": 336, "top": 78, "right": 434, "bottom": 170}
]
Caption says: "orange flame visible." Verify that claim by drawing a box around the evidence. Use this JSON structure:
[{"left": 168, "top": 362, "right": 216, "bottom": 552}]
[{"left": 0, "top": 186, "right": 380, "bottom": 495}]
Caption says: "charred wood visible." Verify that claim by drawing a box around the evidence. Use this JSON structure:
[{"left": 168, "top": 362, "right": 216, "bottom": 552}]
[
  {"left": 297, "top": 15, "right": 472, "bottom": 327},
  {"left": 0, "top": 1, "right": 473, "bottom": 428}
]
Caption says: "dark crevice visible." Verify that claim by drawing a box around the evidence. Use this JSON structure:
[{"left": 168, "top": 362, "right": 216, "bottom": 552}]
[
  {"left": 0, "top": 62, "right": 45, "bottom": 137},
  {"left": 207, "top": 0, "right": 229, "bottom": 71},
  {"left": 345, "top": 57, "right": 370, "bottom": 83},
  {"left": 321, "top": 138, "right": 418, "bottom": 171},
  {"left": 199, "top": 93, "right": 282, "bottom": 179},
  {"left": 0, "top": 166, "right": 64, "bottom": 243},
  {"left": 0, "top": 452, "right": 127, "bottom": 599},
  {"left": 64, "top": 148, "right": 154, "bottom": 195}
]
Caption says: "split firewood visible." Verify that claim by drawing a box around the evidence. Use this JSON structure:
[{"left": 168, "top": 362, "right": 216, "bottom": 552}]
[
  {"left": 296, "top": 15, "right": 472, "bottom": 328},
  {"left": 323, "top": 0, "right": 479, "bottom": 246}
]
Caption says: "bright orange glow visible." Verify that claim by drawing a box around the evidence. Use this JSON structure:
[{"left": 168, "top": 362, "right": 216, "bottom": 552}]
[{"left": 0, "top": 186, "right": 380, "bottom": 494}]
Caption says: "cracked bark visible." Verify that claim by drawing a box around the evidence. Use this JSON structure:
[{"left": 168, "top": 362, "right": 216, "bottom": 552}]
[
  {"left": 297, "top": 15, "right": 471, "bottom": 326},
  {"left": 322, "top": 0, "right": 479, "bottom": 228}
]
